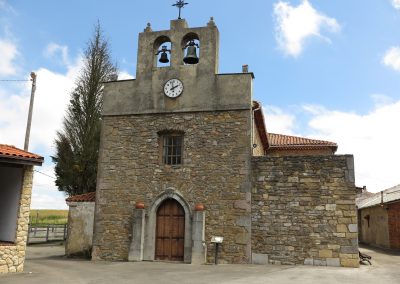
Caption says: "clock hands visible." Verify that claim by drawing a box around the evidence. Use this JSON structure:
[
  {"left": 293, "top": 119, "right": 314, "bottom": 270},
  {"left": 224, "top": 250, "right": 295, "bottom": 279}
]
[{"left": 164, "top": 79, "right": 183, "bottom": 98}]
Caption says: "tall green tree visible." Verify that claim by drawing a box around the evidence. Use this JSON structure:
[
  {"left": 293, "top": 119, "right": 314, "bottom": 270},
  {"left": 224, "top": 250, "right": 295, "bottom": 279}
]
[{"left": 52, "top": 23, "right": 117, "bottom": 196}]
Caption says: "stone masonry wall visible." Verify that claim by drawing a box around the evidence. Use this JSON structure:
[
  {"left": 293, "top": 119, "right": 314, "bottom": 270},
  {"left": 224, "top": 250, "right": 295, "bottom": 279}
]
[
  {"left": 0, "top": 166, "right": 33, "bottom": 273},
  {"left": 252, "top": 155, "right": 359, "bottom": 267},
  {"left": 93, "top": 110, "right": 252, "bottom": 263}
]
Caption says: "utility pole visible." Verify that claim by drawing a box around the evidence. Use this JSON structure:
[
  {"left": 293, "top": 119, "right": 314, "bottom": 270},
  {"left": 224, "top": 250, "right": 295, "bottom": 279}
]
[{"left": 24, "top": 72, "right": 37, "bottom": 151}]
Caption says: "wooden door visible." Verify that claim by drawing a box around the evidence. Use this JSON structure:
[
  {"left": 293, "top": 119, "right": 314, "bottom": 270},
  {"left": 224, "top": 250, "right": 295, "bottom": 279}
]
[{"left": 155, "top": 199, "right": 185, "bottom": 261}]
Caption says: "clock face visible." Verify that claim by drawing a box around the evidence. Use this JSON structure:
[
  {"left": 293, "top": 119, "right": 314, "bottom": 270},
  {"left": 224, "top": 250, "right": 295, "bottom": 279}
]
[{"left": 164, "top": 79, "right": 183, "bottom": 98}]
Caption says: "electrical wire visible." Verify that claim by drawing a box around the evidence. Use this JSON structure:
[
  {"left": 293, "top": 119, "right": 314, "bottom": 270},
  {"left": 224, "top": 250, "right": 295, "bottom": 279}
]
[{"left": 34, "top": 169, "right": 56, "bottom": 179}]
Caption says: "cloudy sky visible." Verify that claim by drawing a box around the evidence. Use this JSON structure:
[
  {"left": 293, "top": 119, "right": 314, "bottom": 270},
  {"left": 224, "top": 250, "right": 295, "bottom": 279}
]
[{"left": 0, "top": 0, "right": 399, "bottom": 209}]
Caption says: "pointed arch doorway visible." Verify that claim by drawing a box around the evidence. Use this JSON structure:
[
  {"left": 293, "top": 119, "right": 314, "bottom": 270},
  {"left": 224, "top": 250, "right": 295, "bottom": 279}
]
[{"left": 155, "top": 198, "right": 185, "bottom": 261}]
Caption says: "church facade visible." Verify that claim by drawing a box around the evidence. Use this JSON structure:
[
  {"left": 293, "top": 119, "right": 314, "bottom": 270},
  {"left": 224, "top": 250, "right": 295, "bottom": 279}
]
[{"left": 92, "top": 18, "right": 359, "bottom": 267}]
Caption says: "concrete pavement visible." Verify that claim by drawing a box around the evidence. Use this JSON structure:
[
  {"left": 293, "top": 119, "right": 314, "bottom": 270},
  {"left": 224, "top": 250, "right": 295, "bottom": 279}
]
[{"left": 1, "top": 244, "right": 399, "bottom": 284}]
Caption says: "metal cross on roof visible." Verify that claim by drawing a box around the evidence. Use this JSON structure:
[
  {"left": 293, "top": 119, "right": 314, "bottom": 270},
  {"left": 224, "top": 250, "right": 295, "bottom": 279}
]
[{"left": 172, "top": 0, "right": 189, "bottom": 19}]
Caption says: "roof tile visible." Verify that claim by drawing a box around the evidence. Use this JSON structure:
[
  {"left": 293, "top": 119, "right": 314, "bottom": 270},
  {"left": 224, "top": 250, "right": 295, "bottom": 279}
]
[
  {"left": 268, "top": 133, "right": 337, "bottom": 149},
  {"left": 66, "top": 192, "right": 96, "bottom": 203},
  {"left": 0, "top": 144, "right": 43, "bottom": 162}
]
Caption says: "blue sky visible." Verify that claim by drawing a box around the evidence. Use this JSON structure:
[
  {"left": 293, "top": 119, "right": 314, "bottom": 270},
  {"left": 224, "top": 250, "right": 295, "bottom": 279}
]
[{"left": 1, "top": 0, "right": 400, "bottom": 209}]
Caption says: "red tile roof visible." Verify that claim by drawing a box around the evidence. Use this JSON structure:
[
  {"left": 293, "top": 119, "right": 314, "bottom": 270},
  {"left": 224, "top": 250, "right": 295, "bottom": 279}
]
[
  {"left": 267, "top": 133, "right": 338, "bottom": 151},
  {"left": 0, "top": 144, "right": 44, "bottom": 165},
  {"left": 66, "top": 191, "right": 96, "bottom": 203}
]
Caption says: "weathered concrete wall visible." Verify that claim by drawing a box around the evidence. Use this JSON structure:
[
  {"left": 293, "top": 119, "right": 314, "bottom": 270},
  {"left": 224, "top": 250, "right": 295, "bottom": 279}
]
[
  {"left": 0, "top": 166, "right": 33, "bottom": 273},
  {"left": 93, "top": 110, "right": 252, "bottom": 263},
  {"left": 66, "top": 202, "right": 95, "bottom": 256},
  {"left": 251, "top": 155, "right": 359, "bottom": 267},
  {"left": 388, "top": 202, "right": 400, "bottom": 249},
  {"left": 359, "top": 206, "right": 390, "bottom": 249}
]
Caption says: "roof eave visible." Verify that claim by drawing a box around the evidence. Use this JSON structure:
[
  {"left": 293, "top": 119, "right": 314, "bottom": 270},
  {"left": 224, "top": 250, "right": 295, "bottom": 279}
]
[{"left": 0, "top": 155, "right": 44, "bottom": 166}]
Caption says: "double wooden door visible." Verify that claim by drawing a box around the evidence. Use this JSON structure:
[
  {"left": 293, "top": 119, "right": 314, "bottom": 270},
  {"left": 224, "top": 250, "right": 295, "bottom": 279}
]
[{"left": 155, "top": 199, "right": 185, "bottom": 261}]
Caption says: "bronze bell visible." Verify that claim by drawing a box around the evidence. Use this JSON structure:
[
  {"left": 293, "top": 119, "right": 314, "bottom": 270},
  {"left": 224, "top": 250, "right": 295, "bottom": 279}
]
[
  {"left": 157, "top": 45, "right": 170, "bottom": 63},
  {"left": 183, "top": 41, "right": 199, "bottom": 64},
  {"left": 159, "top": 51, "right": 169, "bottom": 63}
]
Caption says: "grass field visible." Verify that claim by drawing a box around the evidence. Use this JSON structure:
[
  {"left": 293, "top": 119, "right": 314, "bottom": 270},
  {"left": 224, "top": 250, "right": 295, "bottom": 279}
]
[{"left": 30, "top": 210, "right": 68, "bottom": 225}]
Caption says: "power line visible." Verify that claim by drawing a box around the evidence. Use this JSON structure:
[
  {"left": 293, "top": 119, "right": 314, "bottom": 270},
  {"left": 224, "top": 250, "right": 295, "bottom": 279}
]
[{"left": 34, "top": 169, "right": 56, "bottom": 180}]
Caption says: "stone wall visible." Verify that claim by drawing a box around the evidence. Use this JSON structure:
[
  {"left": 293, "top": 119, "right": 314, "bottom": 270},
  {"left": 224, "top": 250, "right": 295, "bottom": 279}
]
[
  {"left": 66, "top": 202, "right": 95, "bottom": 257},
  {"left": 93, "top": 109, "right": 252, "bottom": 263},
  {"left": 251, "top": 155, "right": 359, "bottom": 267},
  {"left": 0, "top": 166, "right": 33, "bottom": 273}
]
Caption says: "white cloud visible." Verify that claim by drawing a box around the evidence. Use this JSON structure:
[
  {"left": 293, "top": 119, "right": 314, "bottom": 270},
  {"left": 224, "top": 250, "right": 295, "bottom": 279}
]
[
  {"left": 118, "top": 70, "right": 135, "bottom": 80},
  {"left": 0, "top": 56, "right": 82, "bottom": 151},
  {"left": 264, "top": 98, "right": 400, "bottom": 193},
  {"left": 0, "top": 38, "right": 19, "bottom": 76},
  {"left": 392, "top": 0, "right": 400, "bottom": 9},
  {"left": 0, "top": 43, "right": 82, "bottom": 209},
  {"left": 263, "top": 106, "right": 296, "bottom": 134},
  {"left": 32, "top": 165, "right": 67, "bottom": 210},
  {"left": 383, "top": 46, "right": 400, "bottom": 71},
  {"left": 303, "top": 100, "right": 400, "bottom": 192},
  {"left": 44, "top": 43, "right": 70, "bottom": 66},
  {"left": 273, "top": 0, "right": 340, "bottom": 57}
]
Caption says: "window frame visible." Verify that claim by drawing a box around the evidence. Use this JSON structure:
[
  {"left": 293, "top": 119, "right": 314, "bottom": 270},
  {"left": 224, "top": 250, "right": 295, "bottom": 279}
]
[{"left": 158, "top": 130, "right": 184, "bottom": 166}]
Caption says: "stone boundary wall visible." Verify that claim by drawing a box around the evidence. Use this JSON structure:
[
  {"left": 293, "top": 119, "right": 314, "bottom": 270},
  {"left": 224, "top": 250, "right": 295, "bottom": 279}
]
[
  {"left": 251, "top": 155, "right": 359, "bottom": 267},
  {"left": 0, "top": 166, "right": 33, "bottom": 273}
]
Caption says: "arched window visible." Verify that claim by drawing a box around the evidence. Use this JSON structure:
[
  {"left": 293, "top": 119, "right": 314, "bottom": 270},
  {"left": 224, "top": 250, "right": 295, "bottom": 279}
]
[
  {"left": 181, "top": 33, "right": 200, "bottom": 65},
  {"left": 154, "top": 36, "right": 172, "bottom": 68}
]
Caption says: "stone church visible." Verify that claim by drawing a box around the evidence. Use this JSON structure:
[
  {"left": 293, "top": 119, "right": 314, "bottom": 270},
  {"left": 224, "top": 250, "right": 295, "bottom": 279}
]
[{"left": 91, "top": 18, "right": 359, "bottom": 267}]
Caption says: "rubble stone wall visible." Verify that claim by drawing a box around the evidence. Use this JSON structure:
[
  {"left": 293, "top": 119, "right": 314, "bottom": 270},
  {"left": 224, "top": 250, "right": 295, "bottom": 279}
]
[
  {"left": 93, "top": 109, "right": 253, "bottom": 263},
  {"left": 251, "top": 155, "right": 359, "bottom": 267}
]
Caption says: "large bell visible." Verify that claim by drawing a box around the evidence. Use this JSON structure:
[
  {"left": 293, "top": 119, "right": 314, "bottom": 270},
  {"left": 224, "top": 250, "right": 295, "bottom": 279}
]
[
  {"left": 159, "top": 51, "right": 170, "bottom": 63},
  {"left": 183, "top": 45, "right": 199, "bottom": 64}
]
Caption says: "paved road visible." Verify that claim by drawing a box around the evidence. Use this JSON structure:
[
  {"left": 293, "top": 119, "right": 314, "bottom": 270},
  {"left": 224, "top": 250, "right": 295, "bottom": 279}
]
[{"left": 1, "top": 244, "right": 399, "bottom": 284}]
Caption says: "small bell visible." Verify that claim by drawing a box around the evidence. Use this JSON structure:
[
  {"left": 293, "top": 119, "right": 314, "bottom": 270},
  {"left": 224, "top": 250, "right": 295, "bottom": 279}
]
[
  {"left": 156, "top": 45, "right": 171, "bottom": 64},
  {"left": 183, "top": 40, "right": 199, "bottom": 64},
  {"left": 159, "top": 52, "right": 169, "bottom": 63}
]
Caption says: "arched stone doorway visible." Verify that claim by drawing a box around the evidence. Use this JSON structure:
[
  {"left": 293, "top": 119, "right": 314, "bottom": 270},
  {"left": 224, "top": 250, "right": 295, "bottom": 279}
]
[
  {"left": 155, "top": 199, "right": 185, "bottom": 261},
  {"left": 142, "top": 190, "right": 193, "bottom": 263}
]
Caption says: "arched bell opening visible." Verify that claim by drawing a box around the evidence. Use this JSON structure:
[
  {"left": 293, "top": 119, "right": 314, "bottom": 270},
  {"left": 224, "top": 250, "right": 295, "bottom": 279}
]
[
  {"left": 154, "top": 36, "right": 172, "bottom": 68},
  {"left": 181, "top": 33, "right": 200, "bottom": 65}
]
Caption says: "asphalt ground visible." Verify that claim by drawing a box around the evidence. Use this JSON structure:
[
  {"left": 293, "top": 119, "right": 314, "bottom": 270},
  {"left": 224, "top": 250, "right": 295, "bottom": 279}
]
[{"left": 1, "top": 243, "right": 399, "bottom": 284}]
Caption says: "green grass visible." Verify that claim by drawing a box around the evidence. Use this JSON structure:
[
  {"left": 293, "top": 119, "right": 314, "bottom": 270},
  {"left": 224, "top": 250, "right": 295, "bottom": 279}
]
[{"left": 30, "top": 210, "right": 68, "bottom": 225}]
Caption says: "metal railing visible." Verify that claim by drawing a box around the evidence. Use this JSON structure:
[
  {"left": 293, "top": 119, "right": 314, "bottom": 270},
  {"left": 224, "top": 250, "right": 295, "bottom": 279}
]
[{"left": 27, "top": 224, "right": 67, "bottom": 244}]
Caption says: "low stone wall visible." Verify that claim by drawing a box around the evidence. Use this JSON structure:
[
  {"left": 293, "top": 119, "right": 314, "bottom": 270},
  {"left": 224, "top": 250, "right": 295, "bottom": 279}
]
[
  {"left": 251, "top": 155, "right": 359, "bottom": 268},
  {"left": 0, "top": 166, "right": 33, "bottom": 273}
]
